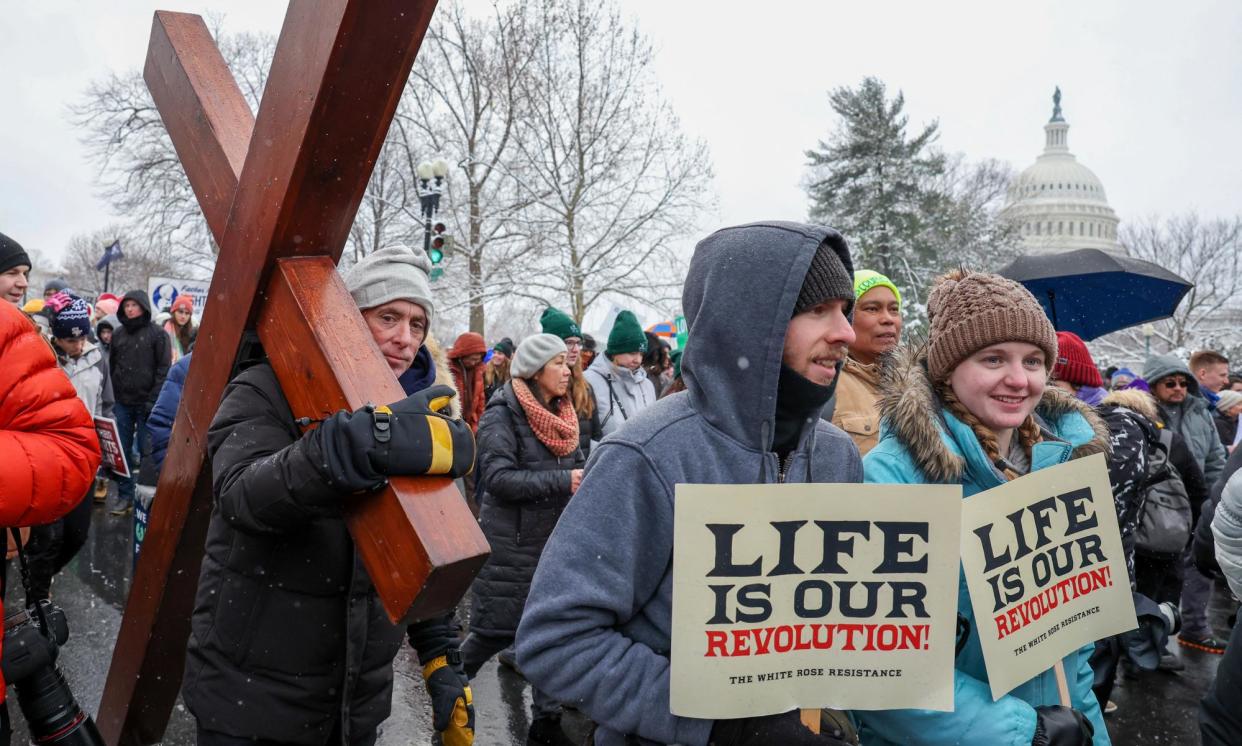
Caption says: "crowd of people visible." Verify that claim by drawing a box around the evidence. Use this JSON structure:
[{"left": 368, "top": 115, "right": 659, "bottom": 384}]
[{"left": 3, "top": 219, "right": 1242, "bottom": 746}]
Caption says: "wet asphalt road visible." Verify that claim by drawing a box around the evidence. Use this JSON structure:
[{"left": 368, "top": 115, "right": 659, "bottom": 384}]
[{"left": 7, "top": 497, "right": 1234, "bottom": 745}]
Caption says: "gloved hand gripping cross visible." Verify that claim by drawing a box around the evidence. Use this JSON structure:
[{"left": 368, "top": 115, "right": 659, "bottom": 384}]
[{"left": 315, "top": 384, "right": 476, "bottom": 492}]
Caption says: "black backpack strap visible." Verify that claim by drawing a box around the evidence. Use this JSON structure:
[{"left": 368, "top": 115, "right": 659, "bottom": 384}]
[{"left": 604, "top": 375, "right": 628, "bottom": 423}]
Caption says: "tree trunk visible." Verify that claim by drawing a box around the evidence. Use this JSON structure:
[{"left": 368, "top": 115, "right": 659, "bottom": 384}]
[{"left": 468, "top": 181, "right": 485, "bottom": 334}]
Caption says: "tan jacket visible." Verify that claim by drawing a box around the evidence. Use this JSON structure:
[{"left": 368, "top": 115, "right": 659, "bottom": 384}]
[{"left": 832, "top": 357, "right": 883, "bottom": 456}]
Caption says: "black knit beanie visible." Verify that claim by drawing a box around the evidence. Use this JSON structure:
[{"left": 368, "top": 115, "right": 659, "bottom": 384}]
[
  {"left": 794, "top": 239, "right": 854, "bottom": 316},
  {"left": 0, "top": 232, "right": 32, "bottom": 274}
]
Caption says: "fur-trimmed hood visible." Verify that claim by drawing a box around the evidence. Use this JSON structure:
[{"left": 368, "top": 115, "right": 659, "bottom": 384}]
[
  {"left": 424, "top": 334, "right": 460, "bottom": 419},
  {"left": 1101, "top": 388, "right": 1160, "bottom": 423},
  {"left": 874, "top": 345, "right": 1110, "bottom": 484}
]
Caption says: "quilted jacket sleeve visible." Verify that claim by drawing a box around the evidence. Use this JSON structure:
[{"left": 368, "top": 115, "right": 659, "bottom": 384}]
[
  {"left": 0, "top": 301, "right": 100, "bottom": 525},
  {"left": 147, "top": 354, "right": 191, "bottom": 472}
]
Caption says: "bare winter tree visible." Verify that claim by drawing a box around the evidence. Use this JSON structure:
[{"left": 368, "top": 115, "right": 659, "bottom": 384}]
[
  {"left": 60, "top": 224, "right": 177, "bottom": 298},
  {"left": 510, "top": 0, "right": 714, "bottom": 323},
  {"left": 72, "top": 22, "right": 423, "bottom": 279},
  {"left": 396, "top": 0, "right": 541, "bottom": 334},
  {"left": 70, "top": 25, "right": 275, "bottom": 278},
  {"left": 1091, "top": 212, "right": 1242, "bottom": 364}
]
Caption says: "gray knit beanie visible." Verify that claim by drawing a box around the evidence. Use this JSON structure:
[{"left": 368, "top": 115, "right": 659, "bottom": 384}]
[
  {"left": 926, "top": 268, "right": 1058, "bottom": 381},
  {"left": 511, "top": 333, "right": 568, "bottom": 379},
  {"left": 342, "top": 245, "right": 435, "bottom": 321},
  {"left": 794, "top": 239, "right": 855, "bottom": 316}
]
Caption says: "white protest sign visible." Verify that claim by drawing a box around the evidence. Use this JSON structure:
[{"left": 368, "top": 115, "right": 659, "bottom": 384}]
[
  {"left": 960, "top": 453, "right": 1136, "bottom": 700},
  {"left": 671, "top": 483, "right": 962, "bottom": 718},
  {"left": 148, "top": 275, "right": 209, "bottom": 317}
]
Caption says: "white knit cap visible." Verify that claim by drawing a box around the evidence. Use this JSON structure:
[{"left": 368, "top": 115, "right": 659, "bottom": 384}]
[
  {"left": 342, "top": 245, "right": 435, "bottom": 321},
  {"left": 1216, "top": 389, "right": 1242, "bottom": 414},
  {"left": 511, "top": 334, "right": 568, "bottom": 379}
]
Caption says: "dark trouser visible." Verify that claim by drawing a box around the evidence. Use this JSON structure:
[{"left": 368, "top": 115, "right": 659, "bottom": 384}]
[
  {"left": 1180, "top": 550, "right": 1215, "bottom": 637},
  {"left": 1135, "top": 552, "right": 1183, "bottom": 606},
  {"left": 195, "top": 721, "right": 373, "bottom": 746},
  {"left": 1201, "top": 617, "right": 1242, "bottom": 744},
  {"left": 25, "top": 493, "right": 93, "bottom": 603},
  {"left": 461, "top": 631, "right": 560, "bottom": 717},
  {"left": 1090, "top": 637, "right": 1122, "bottom": 707},
  {"left": 113, "top": 402, "right": 149, "bottom": 504}
]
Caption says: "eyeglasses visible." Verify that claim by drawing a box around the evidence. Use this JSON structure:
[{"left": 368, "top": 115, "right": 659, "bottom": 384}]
[
  {"left": 1160, "top": 378, "right": 1189, "bottom": 389},
  {"left": 564, "top": 340, "right": 583, "bottom": 350}
]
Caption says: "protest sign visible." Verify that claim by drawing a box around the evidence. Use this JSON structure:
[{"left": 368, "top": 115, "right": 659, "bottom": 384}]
[
  {"left": 960, "top": 453, "right": 1136, "bottom": 700},
  {"left": 148, "top": 275, "right": 209, "bottom": 317},
  {"left": 670, "top": 483, "right": 961, "bottom": 718},
  {"left": 94, "top": 416, "right": 131, "bottom": 478}
]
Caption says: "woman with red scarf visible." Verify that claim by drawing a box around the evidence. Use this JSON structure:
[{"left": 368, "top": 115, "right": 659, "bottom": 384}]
[{"left": 463, "top": 333, "right": 586, "bottom": 746}]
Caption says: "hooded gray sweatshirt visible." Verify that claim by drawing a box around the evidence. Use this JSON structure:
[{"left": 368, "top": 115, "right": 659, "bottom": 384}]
[{"left": 516, "top": 222, "right": 863, "bottom": 745}]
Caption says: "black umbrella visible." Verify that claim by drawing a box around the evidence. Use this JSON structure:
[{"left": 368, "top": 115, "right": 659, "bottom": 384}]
[{"left": 997, "top": 249, "right": 1192, "bottom": 341}]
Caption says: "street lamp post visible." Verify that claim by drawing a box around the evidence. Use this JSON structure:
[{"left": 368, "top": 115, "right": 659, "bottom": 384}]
[
  {"left": 1142, "top": 323, "right": 1155, "bottom": 360},
  {"left": 416, "top": 158, "right": 450, "bottom": 258}
]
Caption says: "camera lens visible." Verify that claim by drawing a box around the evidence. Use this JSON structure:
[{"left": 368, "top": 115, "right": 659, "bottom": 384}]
[{"left": 15, "top": 666, "right": 104, "bottom": 745}]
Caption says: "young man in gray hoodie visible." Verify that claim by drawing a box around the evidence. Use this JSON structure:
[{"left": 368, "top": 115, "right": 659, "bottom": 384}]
[{"left": 517, "top": 222, "right": 863, "bottom": 746}]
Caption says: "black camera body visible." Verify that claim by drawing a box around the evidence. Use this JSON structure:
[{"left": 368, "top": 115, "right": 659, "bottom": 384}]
[{"left": 2, "top": 602, "right": 103, "bottom": 745}]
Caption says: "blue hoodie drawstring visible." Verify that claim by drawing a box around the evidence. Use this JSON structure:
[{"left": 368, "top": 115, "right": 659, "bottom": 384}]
[{"left": 758, "top": 419, "right": 772, "bottom": 482}]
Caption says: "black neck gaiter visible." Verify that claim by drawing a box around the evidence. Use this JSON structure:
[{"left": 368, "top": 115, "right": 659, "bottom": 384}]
[{"left": 772, "top": 364, "right": 834, "bottom": 458}]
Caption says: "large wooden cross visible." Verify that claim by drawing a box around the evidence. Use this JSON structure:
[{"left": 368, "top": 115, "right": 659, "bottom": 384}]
[{"left": 96, "top": 4, "right": 490, "bottom": 743}]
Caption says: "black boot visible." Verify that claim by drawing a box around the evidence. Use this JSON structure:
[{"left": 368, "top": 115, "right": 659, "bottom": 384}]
[{"left": 527, "top": 714, "right": 575, "bottom": 746}]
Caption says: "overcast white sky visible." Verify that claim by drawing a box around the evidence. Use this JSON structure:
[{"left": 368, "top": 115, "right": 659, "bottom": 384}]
[{"left": 3, "top": 0, "right": 1240, "bottom": 271}]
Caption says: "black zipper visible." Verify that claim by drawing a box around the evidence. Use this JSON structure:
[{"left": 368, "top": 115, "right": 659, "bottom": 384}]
[{"left": 777, "top": 453, "right": 794, "bottom": 483}]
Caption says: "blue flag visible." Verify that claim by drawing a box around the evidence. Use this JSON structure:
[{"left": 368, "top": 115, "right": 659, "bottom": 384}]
[{"left": 96, "top": 240, "right": 123, "bottom": 271}]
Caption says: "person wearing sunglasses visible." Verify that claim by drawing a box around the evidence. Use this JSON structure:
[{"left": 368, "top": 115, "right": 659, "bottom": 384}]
[{"left": 1144, "top": 354, "right": 1229, "bottom": 655}]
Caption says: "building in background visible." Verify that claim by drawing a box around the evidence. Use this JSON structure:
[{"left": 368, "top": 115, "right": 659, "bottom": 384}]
[{"left": 1004, "top": 88, "right": 1123, "bottom": 256}]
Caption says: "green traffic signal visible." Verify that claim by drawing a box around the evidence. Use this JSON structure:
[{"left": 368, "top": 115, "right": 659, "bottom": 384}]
[{"left": 429, "top": 245, "right": 444, "bottom": 264}]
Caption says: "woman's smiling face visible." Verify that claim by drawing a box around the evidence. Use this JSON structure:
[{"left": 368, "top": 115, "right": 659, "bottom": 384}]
[{"left": 948, "top": 342, "right": 1047, "bottom": 433}]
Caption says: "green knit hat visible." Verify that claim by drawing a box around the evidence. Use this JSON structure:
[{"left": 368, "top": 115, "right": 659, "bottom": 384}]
[
  {"left": 853, "top": 269, "right": 901, "bottom": 309},
  {"left": 540, "top": 306, "right": 582, "bottom": 340},
  {"left": 671, "top": 347, "right": 684, "bottom": 379},
  {"left": 606, "top": 310, "right": 648, "bottom": 356}
]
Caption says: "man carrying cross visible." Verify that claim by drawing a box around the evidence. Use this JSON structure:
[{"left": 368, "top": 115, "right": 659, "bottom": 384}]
[{"left": 183, "top": 247, "right": 477, "bottom": 746}]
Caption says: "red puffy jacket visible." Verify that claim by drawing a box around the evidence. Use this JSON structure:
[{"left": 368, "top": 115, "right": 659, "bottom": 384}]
[{"left": 0, "top": 300, "right": 100, "bottom": 694}]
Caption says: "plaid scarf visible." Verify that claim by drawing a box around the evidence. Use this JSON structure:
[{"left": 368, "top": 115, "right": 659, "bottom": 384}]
[{"left": 511, "top": 377, "right": 579, "bottom": 457}]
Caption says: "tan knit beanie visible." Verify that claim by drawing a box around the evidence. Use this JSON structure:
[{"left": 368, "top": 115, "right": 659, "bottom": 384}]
[{"left": 926, "top": 269, "right": 1058, "bottom": 381}]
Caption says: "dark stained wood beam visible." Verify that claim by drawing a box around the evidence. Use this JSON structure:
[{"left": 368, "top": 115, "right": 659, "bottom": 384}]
[
  {"left": 257, "top": 257, "right": 490, "bottom": 622},
  {"left": 143, "top": 11, "right": 253, "bottom": 245},
  {"left": 98, "top": 3, "right": 478, "bottom": 744}
]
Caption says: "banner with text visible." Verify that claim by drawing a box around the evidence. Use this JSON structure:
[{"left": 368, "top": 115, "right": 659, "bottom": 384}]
[
  {"left": 960, "top": 453, "right": 1136, "bottom": 700},
  {"left": 148, "top": 276, "right": 209, "bottom": 317},
  {"left": 670, "top": 483, "right": 962, "bottom": 718},
  {"left": 94, "top": 416, "right": 130, "bottom": 478}
]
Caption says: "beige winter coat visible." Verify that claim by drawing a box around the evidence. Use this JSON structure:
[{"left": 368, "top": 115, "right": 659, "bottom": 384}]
[{"left": 832, "top": 356, "right": 883, "bottom": 455}]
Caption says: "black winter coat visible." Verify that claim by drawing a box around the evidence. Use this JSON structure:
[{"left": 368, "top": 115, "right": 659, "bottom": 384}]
[
  {"left": 1216, "top": 409, "right": 1238, "bottom": 449},
  {"left": 468, "top": 382, "right": 594, "bottom": 636},
  {"left": 182, "top": 362, "right": 455, "bottom": 744},
  {"left": 109, "top": 290, "right": 170, "bottom": 409},
  {"left": 1098, "top": 404, "right": 1156, "bottom": 581}
]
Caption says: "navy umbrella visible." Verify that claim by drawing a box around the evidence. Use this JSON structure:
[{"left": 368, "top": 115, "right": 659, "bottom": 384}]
[{"left": 997, "top": 249, "right": 1192, "bottom": 341}]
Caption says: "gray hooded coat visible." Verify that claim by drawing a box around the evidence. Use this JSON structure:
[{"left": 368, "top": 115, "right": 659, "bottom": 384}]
[
  {"left": 1144, "top": 354, "right": 1226, "bottom": 485},
  {"left": 516, "top": 222, "right": 863, "bottom": 746}
]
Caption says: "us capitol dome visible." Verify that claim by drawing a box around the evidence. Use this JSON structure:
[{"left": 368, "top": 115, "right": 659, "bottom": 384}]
[{"left": 1003, "top": 88, "right": 1122, "bottom": 255}]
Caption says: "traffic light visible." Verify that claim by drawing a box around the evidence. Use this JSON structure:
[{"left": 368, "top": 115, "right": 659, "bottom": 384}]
[{"left": 430, "top": 222, "right": 453, "bottom": 265}]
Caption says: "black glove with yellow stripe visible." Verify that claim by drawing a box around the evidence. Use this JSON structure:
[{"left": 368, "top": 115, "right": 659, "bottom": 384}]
[
  {"left": 423, "top": 654, "right": 474, "bottom": 746},
  {"left": 316, "top": 384, "right": 475, "bottom": 492}
]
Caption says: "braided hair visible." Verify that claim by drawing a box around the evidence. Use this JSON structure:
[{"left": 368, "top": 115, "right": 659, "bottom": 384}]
[{"left": 936, "top": 382, "right": 1042, "bottom": 482}]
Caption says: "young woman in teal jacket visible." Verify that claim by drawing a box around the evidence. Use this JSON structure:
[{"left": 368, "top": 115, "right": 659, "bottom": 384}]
[{"left": 857, "top": 269, "right": 1111, "bottom": 746}]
